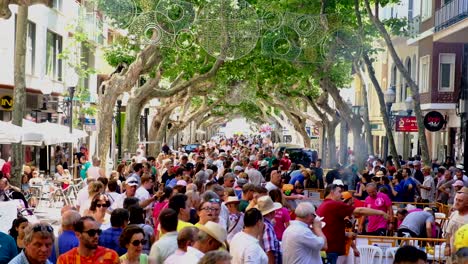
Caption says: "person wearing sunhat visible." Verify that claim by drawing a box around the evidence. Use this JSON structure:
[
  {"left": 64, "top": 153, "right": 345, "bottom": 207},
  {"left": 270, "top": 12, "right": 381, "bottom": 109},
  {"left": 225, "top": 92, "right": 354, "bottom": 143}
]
[
  {"left": 179, "top": 221, "right": 227, "bottom": 264},
  {"left": 255, "top": 196, "right": 282, "bottom": 264},
  {"left": 225, "top": 196, "right": 244, "bottom": 243},
  {"left": 443, "top": 187, "right": 468, "bottom": 262}
]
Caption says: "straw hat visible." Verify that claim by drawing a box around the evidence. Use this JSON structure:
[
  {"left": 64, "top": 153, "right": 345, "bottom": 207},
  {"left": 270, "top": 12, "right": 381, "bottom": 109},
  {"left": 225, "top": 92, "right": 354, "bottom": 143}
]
[
  {"left": 255, "top": 196, "right": 282, "bottom": 216},
  {"left": 225, "top": 196, "right": 240, "bottom": 205},
  {"left": 196, "top": 221, "right": 227, "bottom": 247}
]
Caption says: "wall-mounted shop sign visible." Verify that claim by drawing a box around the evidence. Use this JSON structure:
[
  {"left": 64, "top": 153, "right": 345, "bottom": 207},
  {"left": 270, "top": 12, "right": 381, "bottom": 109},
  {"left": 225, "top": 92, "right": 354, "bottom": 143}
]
[
  {"left": 395, "top": 116, "right": 418, "bottom": 132},
  {"left": 0, "top": 95, "right": 13, "bottom": 111},
  {"left": 424, "top": 111, "right": 445, "bottom": 132}
]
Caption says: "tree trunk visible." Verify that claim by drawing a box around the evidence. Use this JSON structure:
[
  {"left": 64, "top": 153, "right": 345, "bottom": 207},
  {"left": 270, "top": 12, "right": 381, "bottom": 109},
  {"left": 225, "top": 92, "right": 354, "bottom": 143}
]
[
  {"left": 10, "top": 6, "right": 28, "bottom": 187},
  {"left": 122, "top": 96, "right": 144, "bottom": 153},
  {"left": 354, "top": 0, "right": 400, "bottom": 169},
  {"left": 363, "top": 0, "right": 430, "bottom": 165},
  {"left": 327, "top": 122, "right": 337, "bottom": 168},
  {"left": 97, "top": 91, "right": 118, "bottom": 165},
  {"left": 350, "top": 124, "right": 367, "bottom": 170},
  {"left": 360, "top": 67, "right": 375, "bottom": 156}
]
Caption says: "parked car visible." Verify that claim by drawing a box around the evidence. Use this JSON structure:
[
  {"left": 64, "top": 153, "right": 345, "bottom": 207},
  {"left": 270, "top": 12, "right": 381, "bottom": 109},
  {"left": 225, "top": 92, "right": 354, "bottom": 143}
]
[
  {"left": 274, "top": 144, "right": 318, "bottom": 168},
  {"left": 183, "top": 143, "right": 200, "bottom": 154}
]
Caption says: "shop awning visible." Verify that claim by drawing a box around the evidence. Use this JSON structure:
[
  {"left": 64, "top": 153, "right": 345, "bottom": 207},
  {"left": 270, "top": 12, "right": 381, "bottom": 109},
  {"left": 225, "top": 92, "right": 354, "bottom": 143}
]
[{"left": 0, "top": 120, "right": 88, "bottom": 146}]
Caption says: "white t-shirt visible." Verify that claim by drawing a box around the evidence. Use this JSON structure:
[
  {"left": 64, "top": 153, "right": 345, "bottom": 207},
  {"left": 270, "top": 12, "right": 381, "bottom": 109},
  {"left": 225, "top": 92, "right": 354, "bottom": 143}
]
[
  {"left": 265, "top": 182, "right": 278, "bottom": 192},
  {"left": 230, "top": 231, "right": 268, "bottom": 264},
  {"left": 76, "top": 187, "right": 90, "bottom": 215},
  {"left": 246, "top": 168, "right": 264, "bottom": 186},
  {"left": 177, "top": 247, "right": 204, "bottom": 264},
  {"left": 164, "top": 249, "right": 186, "bottom": 264},
  {"left": 87, "top": 166, "right": 101, "bottom": 180}
]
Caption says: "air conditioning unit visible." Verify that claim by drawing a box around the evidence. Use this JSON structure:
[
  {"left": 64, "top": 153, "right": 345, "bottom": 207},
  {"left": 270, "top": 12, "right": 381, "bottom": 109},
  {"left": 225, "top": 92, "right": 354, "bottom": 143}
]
[{"left": 26, "top": 94, "right": 39, "bottom": 110}]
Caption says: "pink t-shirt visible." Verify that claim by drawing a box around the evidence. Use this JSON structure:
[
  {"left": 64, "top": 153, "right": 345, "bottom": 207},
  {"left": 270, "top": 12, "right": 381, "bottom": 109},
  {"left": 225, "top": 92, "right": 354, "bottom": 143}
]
[
  {"left": 273, "top": 207, "right": 290, "bottom": 240},
  {"left": 152, "top": 200, "right": 169, "bottom": 233},
  {"left": 364, "top": 192, "right": 392, "bottom": 232}
]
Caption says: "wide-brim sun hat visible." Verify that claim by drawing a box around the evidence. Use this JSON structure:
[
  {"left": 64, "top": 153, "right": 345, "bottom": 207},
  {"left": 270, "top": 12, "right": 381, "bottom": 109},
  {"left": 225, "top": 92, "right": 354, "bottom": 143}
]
[
  {"left": 255, "top": 196, "right": 282, "bottom": 216},
  {"left": 196, "top": 221, "right": 227, "bottom": 247},
  {"left": 225, "top": 196, "right": 240, "bottom": 205}
]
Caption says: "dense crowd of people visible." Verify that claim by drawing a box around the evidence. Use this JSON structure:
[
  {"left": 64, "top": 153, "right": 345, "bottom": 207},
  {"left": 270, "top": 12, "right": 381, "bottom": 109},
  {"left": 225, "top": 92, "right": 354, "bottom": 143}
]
[{"left": 0, "top": 135, "right": 467, "bottom": 264}]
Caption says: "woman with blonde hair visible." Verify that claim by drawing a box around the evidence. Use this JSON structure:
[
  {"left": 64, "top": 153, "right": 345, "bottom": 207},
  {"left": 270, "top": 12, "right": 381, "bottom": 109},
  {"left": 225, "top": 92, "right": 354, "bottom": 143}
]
[{"left": 77, "top": 181, "right": 104, "bottom": 215}]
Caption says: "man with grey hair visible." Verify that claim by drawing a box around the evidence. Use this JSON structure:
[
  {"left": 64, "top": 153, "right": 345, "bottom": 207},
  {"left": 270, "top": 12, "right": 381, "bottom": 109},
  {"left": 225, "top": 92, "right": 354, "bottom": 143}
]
[
  {"left": 164, "top": 227, "right": 199, "bottom": 264},
  {"left": 9, "top": 222, "right": 55, "bottom": 264},
  {"left": 198, "top": 251, "right": 232, "bottom": 264},
  {"left": 223, "top": 173, "right": 236, "bottom": 188},
  {"left": 49, "top": 210, "right": 81, "bottom": 263},
  {"left": 282, "top": 202, "right": 327, "bottom": 264}
]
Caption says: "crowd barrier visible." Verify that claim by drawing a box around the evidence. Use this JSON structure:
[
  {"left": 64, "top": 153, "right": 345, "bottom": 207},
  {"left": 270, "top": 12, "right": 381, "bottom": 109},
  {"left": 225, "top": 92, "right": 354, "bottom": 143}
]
[{"left": 355, "top": 235, "right": 448, "bottom": 263}]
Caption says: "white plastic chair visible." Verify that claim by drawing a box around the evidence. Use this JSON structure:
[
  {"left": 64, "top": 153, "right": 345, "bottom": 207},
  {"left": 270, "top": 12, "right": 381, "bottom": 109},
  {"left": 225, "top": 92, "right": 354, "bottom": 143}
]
[
  {"left": 357, "top": 245, "right": 383, "bottom": 264},
  {"left": 385, "top": 247, "right": 399, "bottom": 264}
]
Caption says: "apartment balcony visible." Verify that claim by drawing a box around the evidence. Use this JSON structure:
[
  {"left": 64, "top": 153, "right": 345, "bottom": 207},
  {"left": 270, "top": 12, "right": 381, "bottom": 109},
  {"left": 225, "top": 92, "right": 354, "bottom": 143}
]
[
  {"left": 435, "top": 0, "right": 468, "bottom": 32},
  {"left": 408, "top": 15, "right": 421, "bottom": 37}
]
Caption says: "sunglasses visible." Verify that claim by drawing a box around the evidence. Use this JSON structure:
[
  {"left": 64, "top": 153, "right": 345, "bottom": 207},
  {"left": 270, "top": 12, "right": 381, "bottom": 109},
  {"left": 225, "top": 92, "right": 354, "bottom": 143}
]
[
  {"left": 209, "top": 198, "right": 221, "bottom": 203},
  {"left": 82, "top": 229, "right": 102, "bottom": 237},
  {"left": 33, "top": 224, "right": 54, "bottom": 233},
  {"left": 131, "top": 239, "right": 148, "bottom": 246},
  {"left": 96, "top": 204, "right": 108, "bottom": 208},
  {"left": 201, "top": 207, "right": 219, "bottom": 212}
]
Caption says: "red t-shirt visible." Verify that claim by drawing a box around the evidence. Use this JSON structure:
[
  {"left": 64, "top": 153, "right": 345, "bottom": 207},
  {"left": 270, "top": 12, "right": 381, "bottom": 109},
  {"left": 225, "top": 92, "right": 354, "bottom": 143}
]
[
  {"left": 316, "top": 199, "right": 355, "bottom": 255},
  {"left": 280, "top": 158, "right": 291, "bottom": 171}
]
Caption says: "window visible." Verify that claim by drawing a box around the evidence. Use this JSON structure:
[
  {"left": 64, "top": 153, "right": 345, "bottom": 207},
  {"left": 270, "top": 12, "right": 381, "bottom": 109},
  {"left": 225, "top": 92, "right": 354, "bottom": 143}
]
[
  {"left": 26, "top": 21, "right": 36, "bottom": 75},
  {"left": 421, "top": 0, "right": 432, "bottom": 20},
  {"left": 439, "top": 53, "right": 455, "bottom": 92},
  {"left": 46, "top": 30, "right": 63, "bottom": 81},
  {"left": 419, "top": 55, "right": 430, "bottom": 93},
  {"left": 52, "top": 0, "right": 62, "bottom": 11}
]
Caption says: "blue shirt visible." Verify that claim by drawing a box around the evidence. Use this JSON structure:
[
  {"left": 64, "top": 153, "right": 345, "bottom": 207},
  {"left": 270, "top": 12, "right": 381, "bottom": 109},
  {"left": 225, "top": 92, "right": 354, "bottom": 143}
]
[
  {"left": 0, "top": 231, "right": 17, "bottom": 264},
  {"left": 8, "top": 250, "right": 52, "bottom": 264},
  {"left": 289, "top": 170, "right": 305, "bottom": 186},
  {"left": 403, "top": 177, "right": 416, "bottom": 202},
  {"left": 49, "top": 230, "right": 79, "bottom": 263},
  {"left": 393, "top": 181, "right": 405, "bottom": 202},
  {"left": 99, "top": 227, "right": 126, "bottom": 256}
]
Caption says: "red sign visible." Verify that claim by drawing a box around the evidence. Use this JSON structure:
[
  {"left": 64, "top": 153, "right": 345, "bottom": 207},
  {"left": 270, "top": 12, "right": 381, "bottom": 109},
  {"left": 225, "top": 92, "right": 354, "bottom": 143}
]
[{"left": 395, "top": 116, "right": 418, "bottom": 132}]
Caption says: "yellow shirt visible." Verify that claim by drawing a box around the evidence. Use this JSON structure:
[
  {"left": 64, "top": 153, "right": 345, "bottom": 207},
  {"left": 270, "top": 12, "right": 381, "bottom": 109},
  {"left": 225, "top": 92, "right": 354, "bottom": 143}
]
[{"left": 159, "top": 220, "right": 193, "bottom": 238}]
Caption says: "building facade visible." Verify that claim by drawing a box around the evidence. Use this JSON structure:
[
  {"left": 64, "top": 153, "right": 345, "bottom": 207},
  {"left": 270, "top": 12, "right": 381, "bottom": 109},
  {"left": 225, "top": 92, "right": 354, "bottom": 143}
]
[{"left": 0, "top": 0, "right": 108, "bottom": 171}]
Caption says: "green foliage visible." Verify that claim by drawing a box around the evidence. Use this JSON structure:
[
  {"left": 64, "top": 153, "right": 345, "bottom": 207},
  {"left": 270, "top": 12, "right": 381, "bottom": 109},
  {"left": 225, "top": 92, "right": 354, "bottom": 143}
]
[{"left": 103, "top": 40, "right": 138, "bottom": 67}]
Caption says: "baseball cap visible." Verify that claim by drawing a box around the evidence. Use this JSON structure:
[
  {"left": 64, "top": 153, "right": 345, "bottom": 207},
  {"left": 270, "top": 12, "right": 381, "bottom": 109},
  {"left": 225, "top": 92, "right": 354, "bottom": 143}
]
[
  {"left": 234, "top": 166, "right": 244, "bottom": 172},
  {"left": 453, "top": 180, "right": 465, "bottom": 187},
  {"left": 341, "top": 191, "right": 353, "bottom": 201},
  {"left": 332, "top": 179, "right": 344, "bottom": 186},
  {"left": 125, "top": 177, "right": 139, "bottom": 186}
]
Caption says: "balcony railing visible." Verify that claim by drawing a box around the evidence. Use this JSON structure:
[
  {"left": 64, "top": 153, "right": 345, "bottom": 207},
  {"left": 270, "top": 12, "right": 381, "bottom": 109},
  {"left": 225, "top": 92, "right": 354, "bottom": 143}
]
[
  {"left": 435, "top": 0, "right": 468, "bottom": 32},
  {"left": 408, "top": 15, "right": 421, "bottom": 37}
]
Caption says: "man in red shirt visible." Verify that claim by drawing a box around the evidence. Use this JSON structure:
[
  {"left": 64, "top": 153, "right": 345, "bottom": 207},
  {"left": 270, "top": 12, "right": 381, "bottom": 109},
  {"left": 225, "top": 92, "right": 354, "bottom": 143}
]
[
  {"left": 279, "top": 153, "right": 291, "bottom": 172},
  {"left": 316, "top": 184, "right": 389, "bottom": 264},
  {"left": 57, "top": 216, "right": 119, "bottom": 264}
]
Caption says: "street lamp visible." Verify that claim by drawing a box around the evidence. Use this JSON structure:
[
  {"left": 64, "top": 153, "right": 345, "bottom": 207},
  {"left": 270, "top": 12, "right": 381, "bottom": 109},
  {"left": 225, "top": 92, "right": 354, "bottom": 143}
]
[
  {"left": 383, "top": 85, "right": 396, "bottom": 159},
  {"left": 66, "top": 73, "right": 79, "bottom": 177},
  {"left": 405, "top": 96, "right": 414, "bottom": 116}
]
